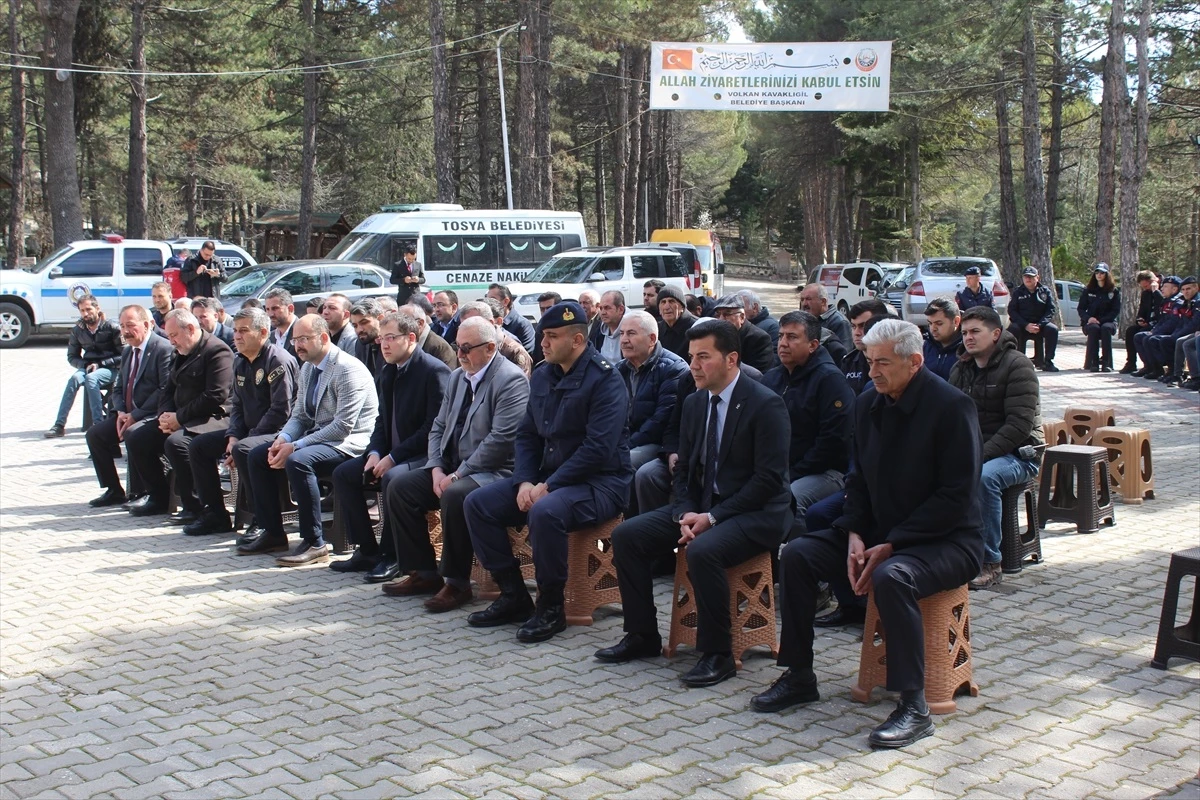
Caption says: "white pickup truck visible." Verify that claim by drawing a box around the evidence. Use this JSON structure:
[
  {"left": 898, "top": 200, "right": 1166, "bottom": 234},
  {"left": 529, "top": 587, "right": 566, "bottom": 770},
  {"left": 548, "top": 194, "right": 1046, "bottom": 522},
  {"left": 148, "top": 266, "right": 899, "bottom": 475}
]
[{"left": 0, "top": 235, "right": 171, "bottom": 348}]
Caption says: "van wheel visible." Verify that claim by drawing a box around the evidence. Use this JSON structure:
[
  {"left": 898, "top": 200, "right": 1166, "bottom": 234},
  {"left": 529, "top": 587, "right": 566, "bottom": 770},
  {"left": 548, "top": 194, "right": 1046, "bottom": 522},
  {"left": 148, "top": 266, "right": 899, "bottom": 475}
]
[
  {"left": 0, "top": 303, "right": 31, "bottom": 348},
  {"left": 837, "top": 301, "right": 849, "bottom": 316}
]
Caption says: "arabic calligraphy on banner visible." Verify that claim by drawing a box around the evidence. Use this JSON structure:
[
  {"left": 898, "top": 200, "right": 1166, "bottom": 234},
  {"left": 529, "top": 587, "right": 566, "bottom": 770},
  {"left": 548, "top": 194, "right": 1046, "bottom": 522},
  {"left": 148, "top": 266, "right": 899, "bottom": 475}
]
[{"left": 650, "top": 41, "right": 892, "bottom": 112}]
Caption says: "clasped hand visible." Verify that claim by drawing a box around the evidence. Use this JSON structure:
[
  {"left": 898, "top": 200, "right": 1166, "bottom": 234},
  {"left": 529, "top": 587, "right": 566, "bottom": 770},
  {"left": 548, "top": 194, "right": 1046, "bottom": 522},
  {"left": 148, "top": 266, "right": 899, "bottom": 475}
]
[
  {"left": 516, "top": 482, "right": 549, "bottom": 511},
  {"left": 847, "top": 532, "right": 894, "bottom": 596}
]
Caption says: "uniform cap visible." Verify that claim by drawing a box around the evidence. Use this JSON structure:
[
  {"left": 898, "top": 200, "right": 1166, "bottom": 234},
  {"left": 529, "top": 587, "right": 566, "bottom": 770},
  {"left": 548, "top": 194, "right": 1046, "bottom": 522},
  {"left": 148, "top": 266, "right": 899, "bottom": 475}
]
[
  {"left": 1163, "top": 275, "right": 1182, "bottom": 287},
  {"left": 964, "top": 266, "right": 981, "bottom": 276},
  {"left": 1022, "top": 267, "right": 1039, "bottom": 277},
  {"left": 1092, "top": 262, "right": 1110, "bottom": 274},
  {"left": 537, "top": 301, "right": 588, "bottom": 330},
  {"left": 1182, "top": 276, "right": 1198, "bottom": 287}
]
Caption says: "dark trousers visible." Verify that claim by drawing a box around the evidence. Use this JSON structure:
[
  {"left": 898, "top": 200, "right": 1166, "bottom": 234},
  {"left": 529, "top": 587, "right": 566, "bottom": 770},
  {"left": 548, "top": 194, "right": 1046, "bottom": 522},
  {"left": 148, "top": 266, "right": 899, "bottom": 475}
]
[
  {"left": 1124, "top": 324, "right": 1150, "bottom": 366},
  {"left": 125, "top": 421, "right": 170, "bottom": 502},
  {"left": 86, "top": 416, "right": 151, "bottom": 493},
  {"left": 1083, "top": 322, "right": 1117, "bottom": 370},
  {"left": 464, "top": 477, "right": 623, "bottom": 587},
  {"left": 801, "top": 492, "right": 863, "bottom": 611},
  {"left": 229, "top": 433, "right": 282, "bottom": 518},
  {"left": 164, "top": 427, "right": 228, "bottom": 515},
  {"left": 331, "top": 455, "right": 422, "bottom": 555},
  {"left": 248, "top": 442, "right": 347, "bottom": 544},
  {"left": 778, "top": 531, "right": 977, "bottom": 691},
  {"left": 187, "top": 429, "right": 233, "bottom": 516},
  {"left": 1008, "top": 322, "right": 1058, "bottom": 363},
  {"left": 1136, "top": 331, "right": 1176, "bottom": 370},
  {"left": 387, "top": 468, "right": 481, "bottom": 580},
  {"left": 612, "top": 507, "right": 777, "bottom": 653}
]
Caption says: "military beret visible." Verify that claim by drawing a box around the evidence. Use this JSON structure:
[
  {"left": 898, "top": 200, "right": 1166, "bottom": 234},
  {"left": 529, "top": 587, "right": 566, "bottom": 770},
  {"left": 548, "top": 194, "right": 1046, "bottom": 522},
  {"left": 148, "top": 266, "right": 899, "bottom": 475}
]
[
  {"left": 657, "top": 285, "right": 686, "bottom": 307},
  {"left": 1181, "top": 276, "right": 1198, "bottom": 287},
  {"left": 1092, "top": 262, "right": 1110, "bottom": 274},
  {"left": 1022, "top": 267, "right": 1039, "bottom": 277},
  {"left": 964, "top": 266, "right": 981, "bottom": 276},
  {"left": 1163, "top": 275, "right": 1182, "bottom": 286},
  {"left": 537, "top": 301, "right": 588, "bottom": 330},
  {"left": 712, "top": 294, "right": 745, "bottom": 311}
]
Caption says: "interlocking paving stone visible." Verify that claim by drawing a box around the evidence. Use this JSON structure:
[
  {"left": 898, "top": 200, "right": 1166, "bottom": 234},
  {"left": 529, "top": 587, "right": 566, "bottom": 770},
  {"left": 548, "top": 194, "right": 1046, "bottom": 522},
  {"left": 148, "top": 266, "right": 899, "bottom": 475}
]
[{"left": 2, "top": 321, "right": 1198, "bottom": 799}]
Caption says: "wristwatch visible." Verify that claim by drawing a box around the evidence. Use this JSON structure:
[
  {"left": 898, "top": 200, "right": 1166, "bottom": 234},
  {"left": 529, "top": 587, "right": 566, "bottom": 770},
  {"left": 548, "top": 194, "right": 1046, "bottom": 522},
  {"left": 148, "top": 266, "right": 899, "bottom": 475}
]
[
  {"left": 707, "top": 512, "right": 717, "bottom": 527},
  {"left": 449, "top": 473, "right": 459, "bottom": 482}
]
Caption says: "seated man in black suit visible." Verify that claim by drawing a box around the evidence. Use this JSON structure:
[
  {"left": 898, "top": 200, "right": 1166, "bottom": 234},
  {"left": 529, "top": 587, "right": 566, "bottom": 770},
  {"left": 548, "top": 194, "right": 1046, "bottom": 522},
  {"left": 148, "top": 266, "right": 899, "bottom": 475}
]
[
  {"left": 331, "top": 311, "right": 450, "bottom": 581},
  {"left": 750, "top": 319, "right": 984, "bottom": 750},
  {"left": 596, "top": 320, "right": 793, "bottom": 688},
  {"left": 86, "top": 305, "right": 174, "bottom": 506},
  {"left": 711, "top": 294, "right": 776, "bottom": 371}
]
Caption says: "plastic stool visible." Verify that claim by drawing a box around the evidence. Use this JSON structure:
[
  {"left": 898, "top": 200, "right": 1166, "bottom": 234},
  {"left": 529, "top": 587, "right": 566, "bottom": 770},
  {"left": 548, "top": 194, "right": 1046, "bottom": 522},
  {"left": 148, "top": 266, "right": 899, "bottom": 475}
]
[
  {"left": 1042, "top": 420, "right": 1069, "bottom": 447},
  {"left": 664, "top": 549, "right": 777, "bottom": 669},
  {"left": 851, "top": 585, "right": 978, "bottom": 714},
  {"left": 564, "top": 517, "right": 624, "bottom": 625},
  {"left": 1038, "top": 445, "right": 1115, "bottom": 534},
  {"left": 1151, "top": 547, "right": 1200, "bottom": 669},
  {"left": 1064, "top": 407, "right": 1116, "bottom": 446},
  {"left": 471, "top": 526, "right": 534, "bottom": 600},
  {"left": 1093, "top": 426, "right": 1155, "bottom": 505},
  {"left": 1001, "top": 478, "right": 1042, "bottom": 574}
]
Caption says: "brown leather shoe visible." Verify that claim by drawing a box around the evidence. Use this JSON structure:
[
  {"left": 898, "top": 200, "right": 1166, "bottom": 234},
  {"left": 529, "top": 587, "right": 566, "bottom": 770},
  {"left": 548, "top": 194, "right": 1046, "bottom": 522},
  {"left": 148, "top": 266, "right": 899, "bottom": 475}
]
[
  {"left": 424, "top": 584, "right": 473, "bottom": 613},
  {"left": 381, "top": 572, "right": 444, "bottom": 597}
]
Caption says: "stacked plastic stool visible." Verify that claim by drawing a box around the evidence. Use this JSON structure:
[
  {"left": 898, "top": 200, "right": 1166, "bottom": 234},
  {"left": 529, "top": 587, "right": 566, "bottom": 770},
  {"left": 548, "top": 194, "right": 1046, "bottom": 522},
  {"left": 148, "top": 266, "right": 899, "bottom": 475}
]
[
  {"left": 1064, "top": 406, "right": 1116, "bottom": 446},
  {"left": 1093, "top": 426, "right": 1155, "bottom": 505}
]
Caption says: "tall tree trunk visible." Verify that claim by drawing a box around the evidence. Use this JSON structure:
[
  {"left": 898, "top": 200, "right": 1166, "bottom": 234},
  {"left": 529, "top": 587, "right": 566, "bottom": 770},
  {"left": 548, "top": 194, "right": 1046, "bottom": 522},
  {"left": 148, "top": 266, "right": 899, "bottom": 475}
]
[
  {"left": 296, "top": 0, "right": 319, "bottom": 259},
  {"left": 31, "top": 92, "right": 49, "bottom": 218},
  {"left": 430, "top": 0, "right": 454, "bottom": 203},
  {"left": 593, "top": 137, "right": 606, "bottom": 245},
  {"left": 909, "top": 128, "right": 921, "bottom": 261},
  {"left": 38, "top": 0, "right": 84, "bottom": 246},
  {"left": 1021, "top": 10, "right": 1054, "bottom": 290},
  {"left": 1045, "top": 0, "right": 1064, "bottom": 245},
  {"left": 534, "top": 0, "right": 552, "bottom": 207},
  {"left": 473, "top": 4, "right": 492, "bottom": 208},
  {"left": 995, "top": 70, "right": 1021, "bottom": 287},
  {"left": 610, "top": 48, "right": 628, "bottom": 246},
  {"left": 622, "top": 47, "right": 644, "bottom": 245},
  {"left": 1094, "top": 0, "right": 1125, "bottom": 265},
  {"left": 184, "top": 152, "right": 197, "bottom": 236},
  {"left": 636, "top": 89, "right": 651, "bottom": 241},
  {"left": 515, "top": 0, "right": 536, "bottom": 208},
  {"left": 125, "top": 0, "right": 147, "bottom": 238},
  {"left": 8, "top": 0, "right": 26, "bottom": 260},
  {"left": 1119, "top": 0, "right": 1151, "bottom": 328}
]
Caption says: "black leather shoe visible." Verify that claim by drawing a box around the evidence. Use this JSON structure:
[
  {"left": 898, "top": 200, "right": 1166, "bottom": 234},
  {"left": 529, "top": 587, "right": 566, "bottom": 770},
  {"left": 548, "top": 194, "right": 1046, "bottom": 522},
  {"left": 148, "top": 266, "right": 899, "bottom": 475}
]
[
  {"left": 89, "top": 488, "right": 127, "bottom": 508},
  {"left": 44, "top": 424, "right": 66, "bottom": 438},
  {"left": 1143, "top": 369, "right": 1163, "bottom": 380},
  {"left": 594, "top": 632, "right": 663, "bottom": 663},
  {"left": 1041, "top": 360, "right": 1059, "bottom": 373},
  {"left": 127, "top": 496, "right": 168, "bottom": 517},
  {"left": 516, "top": 601, "right": 567, "bottom": 643},
  {"left": 681, "top": 652, "right": 737, "bottom": 688},
  {"left": 183, "top": 514, "right": 234, "bottom": 536},
  {"left": 750, "top": 669, "right": 820, "bottom": 712},
  {"left": 868, "top": 701, "right": 935, "bottom": 748},
  {"left": 1118, "top": 363, "right": 1137, "bottom": 374},
  {"left": 467, "top": 591, "right": 535, "bottom": 628},
  {"left": 365, "top": 559, "right": 401, "bottom": 583},
  {"left": 168, "top": 509, "right": 198, "bottom": 526},
  {"left": 121, "top": 494, "right": 147, "bottom": 510},
  {"left": 236, "top": 533, "right": 289, "bottom": 555},
  {"left": 329, "top": 548, "right": 381, "bottom": 573},
  {"left": 814, "top": 605, "right": 867, "bottom": 628},
  {"left": 235, "top": 525, "right": 266, "bottom": 547}
]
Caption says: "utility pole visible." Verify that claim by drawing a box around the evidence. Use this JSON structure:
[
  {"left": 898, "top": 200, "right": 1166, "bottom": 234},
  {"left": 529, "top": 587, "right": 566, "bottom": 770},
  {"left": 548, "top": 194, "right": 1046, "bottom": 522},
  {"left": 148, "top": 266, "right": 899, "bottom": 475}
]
[{"left": 496, "top": 23, "right": 524, "bottom": 211}]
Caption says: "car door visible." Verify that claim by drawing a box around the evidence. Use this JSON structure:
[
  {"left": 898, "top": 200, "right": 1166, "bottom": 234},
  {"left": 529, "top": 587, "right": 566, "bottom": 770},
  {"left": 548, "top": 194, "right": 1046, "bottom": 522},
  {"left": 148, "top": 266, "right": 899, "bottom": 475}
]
[
  {"left": 266, "top": 266, "right": 324, "bottom": 307},
  {"left": 43, "top": 248, "right": 115, "bottom": 324},
  {"left": 323, "top": 264, "right": 382, "bottom": 304},
  {"left": 119, "top": 245, "right": 167, "bottom": 310}
]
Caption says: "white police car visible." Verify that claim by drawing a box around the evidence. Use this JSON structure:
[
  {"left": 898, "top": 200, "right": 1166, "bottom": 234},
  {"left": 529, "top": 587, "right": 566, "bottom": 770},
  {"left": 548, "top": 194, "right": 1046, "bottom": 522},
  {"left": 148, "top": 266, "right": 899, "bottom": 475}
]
[
  {"left": 166, "top": 237, "right": 257, "bottom": 275},
  {"left": 0, "top": 235, "right": 171, "bottom": 348}
]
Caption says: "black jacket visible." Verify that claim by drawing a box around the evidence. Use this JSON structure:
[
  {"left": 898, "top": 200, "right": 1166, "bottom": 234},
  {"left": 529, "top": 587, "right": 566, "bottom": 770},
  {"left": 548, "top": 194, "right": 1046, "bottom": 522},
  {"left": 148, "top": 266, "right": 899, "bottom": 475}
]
[
  {"left": 1077, "top": 287, "right": 1121, "bottom": 327},
  {"left": 503, "top": 308, "right": 536, "bottom": 353},
  {"left": 833, "top": 368, "right": 984, "bottom": 562},
  {"left": 673, "top": 373, "right": 793, "bottom": 547},
  {"left": 180, "top": 253, "right": 227, "bottom": 299},
  {"left": 922, "top": 334, "right": 963, "bottom": 381},
  {"left": 738, "top": 321, "right": 776, "bottom": 372},
  {"left": 658, "top": 313, "right": 696, "bottom": 360},
  {"left": 662, "top": 364, "right": 763, "bottom": 454},
  {"left": 67, "top": 318, "right": 123, "bottom": 371},
  {"left": 369, "top": 347, "right": 450, "bottom": 465},
  {"left": 948, "top": 331, "right": 1045, "bottom": 462},
  {"left": 1009, "top": 283, "right": 1057, "bottom": 328},
  {"left": 355, "top": 338, "right": 384, "bottom": 379},
  {"left": 112, "top": 334, "right": 174, "bottom": 421},
  {"left": 160, "top": 330, "right": 234, "bottom": 433},
  {"left": 1137, "top": 289, "right": 1163, "bottom": 325},
  {"left": 762, "top": 346, "right": 855, "bottom": 478},
  {"left": 229, "top": 343, "right": 299, "bottom": 439},
  {"left": 820, "top": 308, "right": 853, "bottom": 352},
  {"left": 751, "top": 307, "right": 780, "bottom": 354},
  {"left": 841, "top": 349, "right": 870, "bottom": 395}
]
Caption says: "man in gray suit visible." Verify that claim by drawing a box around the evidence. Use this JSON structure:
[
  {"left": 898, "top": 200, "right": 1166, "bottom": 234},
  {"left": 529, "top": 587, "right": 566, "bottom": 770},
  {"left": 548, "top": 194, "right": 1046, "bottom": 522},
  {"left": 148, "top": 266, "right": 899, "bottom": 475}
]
[
  {"left": 85, "top": 305, "right": 174, "bottom": 507},
  {"left": 383, "top": 317, "right": 531, "bottom": 612},
  {"left": 243, "top": 315, "right": 379, "bottom": 564}
]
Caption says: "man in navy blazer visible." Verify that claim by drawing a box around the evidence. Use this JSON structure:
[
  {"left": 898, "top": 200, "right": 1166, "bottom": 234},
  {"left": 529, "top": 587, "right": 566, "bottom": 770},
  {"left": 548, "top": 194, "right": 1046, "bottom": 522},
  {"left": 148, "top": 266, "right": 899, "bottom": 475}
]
[
  {"left": 85, "top": 305, "right": 174, "bottom": 507},
  {"left": 331, "top": 312, "right": 450, "bottom": 581},
  {"left": 597, "top": 320, "right": 793, "bottom": 688}
]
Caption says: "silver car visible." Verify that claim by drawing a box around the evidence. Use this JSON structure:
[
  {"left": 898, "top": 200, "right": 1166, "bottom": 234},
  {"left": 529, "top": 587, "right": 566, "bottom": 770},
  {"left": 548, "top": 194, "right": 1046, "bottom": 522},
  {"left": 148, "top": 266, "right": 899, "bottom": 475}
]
[
  {"left": 219, "top": 260, "right": 392, "bottom": 314},
  {"left": 880, "top": 256, "right": 1010, "bottom": 328}
]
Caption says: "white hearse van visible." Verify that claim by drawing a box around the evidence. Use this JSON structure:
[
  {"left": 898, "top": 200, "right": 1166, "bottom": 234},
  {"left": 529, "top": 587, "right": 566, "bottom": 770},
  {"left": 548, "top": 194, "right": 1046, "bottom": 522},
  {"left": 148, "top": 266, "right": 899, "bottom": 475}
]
[
  {"left": 0, "top": 235, "right": 170, "bottom": 348},
  {"left": 326, "top": 207, "right": 588, "bottom": 299}
]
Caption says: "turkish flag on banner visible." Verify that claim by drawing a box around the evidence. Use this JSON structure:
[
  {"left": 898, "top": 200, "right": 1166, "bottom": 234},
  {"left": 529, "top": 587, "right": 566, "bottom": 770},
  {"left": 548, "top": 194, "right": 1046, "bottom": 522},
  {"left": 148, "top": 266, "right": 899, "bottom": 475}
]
[{"left": 662, "top": 49, "right": 693, "bottom": 70}]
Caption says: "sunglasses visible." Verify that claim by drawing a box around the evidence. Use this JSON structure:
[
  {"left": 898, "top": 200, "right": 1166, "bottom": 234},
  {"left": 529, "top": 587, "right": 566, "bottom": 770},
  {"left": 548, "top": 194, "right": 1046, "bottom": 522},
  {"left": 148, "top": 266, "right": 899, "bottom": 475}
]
[{"left": 453, "top": 341, "right": 489, "bottom": 355}]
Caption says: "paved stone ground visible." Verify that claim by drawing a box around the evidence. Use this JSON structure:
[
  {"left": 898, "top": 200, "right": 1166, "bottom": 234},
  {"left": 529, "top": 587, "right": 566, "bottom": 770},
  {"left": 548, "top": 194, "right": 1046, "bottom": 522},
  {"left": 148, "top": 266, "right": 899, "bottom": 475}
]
[{"left": 2, "top": 294, "right": 1198, "bottom": 799}]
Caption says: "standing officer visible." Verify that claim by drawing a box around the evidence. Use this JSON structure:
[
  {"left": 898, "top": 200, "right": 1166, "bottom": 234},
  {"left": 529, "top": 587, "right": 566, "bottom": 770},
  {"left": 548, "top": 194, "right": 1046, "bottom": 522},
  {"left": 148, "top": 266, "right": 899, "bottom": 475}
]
[
  {"left": 463, "top": 301, "right": 632, "bottom": 643},
  {"left": 180, "top": 240, "right": 227, "bottom": 299},
  {"left": 186, "top": 307, "right": 298, "bottom": 538},
  {"left": 1007, "top": 266, "right": 1060, "bottom": 372},
  {"left": 125, "top": 309, "right": 234, "bottom": 517},
  {"left": 392, "top": 245, "right": 425, "bottom": 306},
  {"left": 954, "top": 266, "right": 993, "bottom": 312}
]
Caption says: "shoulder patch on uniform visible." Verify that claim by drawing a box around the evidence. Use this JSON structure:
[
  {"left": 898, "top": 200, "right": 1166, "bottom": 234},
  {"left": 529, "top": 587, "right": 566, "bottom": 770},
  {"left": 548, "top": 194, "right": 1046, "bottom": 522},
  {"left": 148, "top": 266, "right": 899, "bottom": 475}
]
[{"left": 267, "top": 366, "right": 285, "bottom": 384}]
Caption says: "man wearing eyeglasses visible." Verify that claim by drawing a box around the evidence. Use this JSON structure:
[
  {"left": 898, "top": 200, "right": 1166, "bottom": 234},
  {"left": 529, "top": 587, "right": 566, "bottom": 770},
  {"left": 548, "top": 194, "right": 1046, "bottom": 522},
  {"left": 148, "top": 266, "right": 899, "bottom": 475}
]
[
  {"left": 331, "top": 312, "right": 451, "bottom": 580},
  {"left": 180, "top": 240, "right": 227, "bottom": 299},
  {"left": 242, "top": 314, "right": 379, "bottom": 565},
  {"left": 379, "top": 316, "right": 531, "bottom": 612}
]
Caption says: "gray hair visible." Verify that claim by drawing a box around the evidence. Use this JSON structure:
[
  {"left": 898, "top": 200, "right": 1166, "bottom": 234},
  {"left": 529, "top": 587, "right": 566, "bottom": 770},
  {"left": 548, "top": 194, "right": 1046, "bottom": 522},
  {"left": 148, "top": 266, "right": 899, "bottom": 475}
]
[
  {"left": 736, "top": 289, "right": 761, "bottom": 311},
  {"left": 350, "top": 297, "right": 384, "bottom": 318},
  {"left": 481, "top": 297, "right": 507, "bottom": 320},
  {"left": 119, "top": 304, "right": 152, "bottom": 323},
  {"left": 578, "top": 289, "right": 601, "bottom": 304},
  {"left": 398, "top": 303, "right": 428, "bottom": 323},
  {"left": 862, "top": 318, "right": 923, "bottom": 358},
  {"left": 164, "top": 308, "right": 198, "bottom": 329},
  {"left": 376, "top": 297, "right": 399, "bottom": 313},
  {"left": 620, "top": 309, "right": 658, "bottom": 336},
  {"left": 458, "top": 300, "right": 494, "bottom": 321},
  {"left": 263, "top": 287, "right": 293, "bottom": 306},
  {"left": 458, "top": 315, "right": 496, "bottom": 345},
  {"left": 232, "top": 306, "right": 271, "bottom": 333}
]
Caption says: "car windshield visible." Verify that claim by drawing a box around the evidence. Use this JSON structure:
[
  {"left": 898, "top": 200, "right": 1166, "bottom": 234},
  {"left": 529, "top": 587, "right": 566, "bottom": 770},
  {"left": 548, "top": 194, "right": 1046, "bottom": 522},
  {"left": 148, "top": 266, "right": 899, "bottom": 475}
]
[
  {"left": 29, "top": 245, "right": 73, "bottom": 273},
  {"left": 222, "top": 267, "right": 275, "bottom": 297},
  {"left": 922, "top": 260, "right": 996, "bottom": 277},
  {"left": 525, "top": 255, "right": 598, "bottom": 283},
  {"left": 326, "top": 232, "right": 385, "bottom": 265}
]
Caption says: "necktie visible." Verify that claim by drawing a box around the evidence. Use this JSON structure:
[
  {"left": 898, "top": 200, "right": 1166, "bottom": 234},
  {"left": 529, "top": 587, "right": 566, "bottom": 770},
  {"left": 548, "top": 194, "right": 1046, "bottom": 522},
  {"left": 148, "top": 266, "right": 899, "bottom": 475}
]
[
  {"left": 125, "top": 347, "right": 141, "bottom": 411},
  {"left": 446, "top": 379, "right": 474, "bottom": 468},
  {"left": 701, "top": 395, "right": 721, "bottom": 511},
  {"left": 307, "top": 367, "right": 323, "bottom": 417}
]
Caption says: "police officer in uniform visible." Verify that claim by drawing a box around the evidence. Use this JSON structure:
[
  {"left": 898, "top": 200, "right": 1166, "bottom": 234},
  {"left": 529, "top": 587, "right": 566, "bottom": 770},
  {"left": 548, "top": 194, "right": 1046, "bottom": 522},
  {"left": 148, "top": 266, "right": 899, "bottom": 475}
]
[
  {"left": 185, "top": 307, "right": 298, "bottom": 538},
  {"left": 954, "top": 266, "right": 993, "bottom": 312},
  {"left": 1007, "top": 266, "right": 1060, "bottom": 372},
  {"left": 463, "top": 301, "right": 632, "bottom": 643}
]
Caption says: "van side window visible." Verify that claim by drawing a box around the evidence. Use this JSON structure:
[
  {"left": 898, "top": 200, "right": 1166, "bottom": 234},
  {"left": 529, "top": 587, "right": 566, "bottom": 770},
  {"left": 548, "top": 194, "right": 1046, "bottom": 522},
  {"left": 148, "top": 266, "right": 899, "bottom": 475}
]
[
  {"left": 123, "top": 247, "right": 165, "bottom": 276},
  {"left": 598, "top": 257, "right": 624, "bottom": 281},
  {"left": 427, "top": 237, "right": 463, "bottom": 269},
  {"left": 631, "top": 255, "right": 658, "bottom": 279},
  {"left": 662, "top": 254, "right": 688, "bottom": 278},
  {"left": 841, "top": 266, "right": 864, "bottom": 287},
  {"left": 58, "top": 249, "right": 114, "bottom": 278},
  {"left": 502, "top": 235, "right": 562, "bottom": 266},
  {"left": 462, "top": 236, "right": 495, "bottom": 267}
]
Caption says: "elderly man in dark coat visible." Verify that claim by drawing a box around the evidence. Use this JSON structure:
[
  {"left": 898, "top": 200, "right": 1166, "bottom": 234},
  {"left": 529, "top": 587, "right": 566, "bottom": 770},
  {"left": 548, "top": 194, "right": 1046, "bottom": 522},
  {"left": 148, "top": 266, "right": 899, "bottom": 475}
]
[{"left": 750, "top": 318, "right": 984, "bottom": 751}]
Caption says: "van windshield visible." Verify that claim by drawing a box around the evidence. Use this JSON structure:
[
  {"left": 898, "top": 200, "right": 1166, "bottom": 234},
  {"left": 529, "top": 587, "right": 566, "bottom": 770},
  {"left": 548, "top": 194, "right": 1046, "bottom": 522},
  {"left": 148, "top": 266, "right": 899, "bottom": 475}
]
[
  {"left": 525, "top": 255, "right": 598, "bottom": 283},
  {"left": 326, "top": 232, "right": 385, "bottom": 266},
  {"left": 29, "top": 245, "right": 73, "bottom": 273},
  {"left": 222, "top": 268, "right": 274, "bottom": 298}
]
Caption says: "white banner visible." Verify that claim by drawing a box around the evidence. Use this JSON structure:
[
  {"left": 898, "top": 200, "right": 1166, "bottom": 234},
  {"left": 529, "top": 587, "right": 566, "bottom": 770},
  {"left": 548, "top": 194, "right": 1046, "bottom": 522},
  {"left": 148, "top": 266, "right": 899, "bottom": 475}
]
[{"left": 650, "top": 41, "right": 892, "bottom": 112}]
